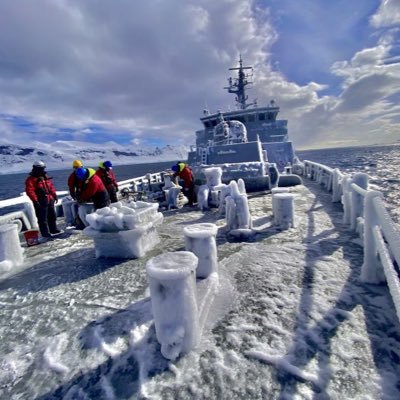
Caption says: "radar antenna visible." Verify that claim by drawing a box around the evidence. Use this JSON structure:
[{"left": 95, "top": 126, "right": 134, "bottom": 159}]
[{"left": 224, "top": 55, "right": 256, "bottom": 110}]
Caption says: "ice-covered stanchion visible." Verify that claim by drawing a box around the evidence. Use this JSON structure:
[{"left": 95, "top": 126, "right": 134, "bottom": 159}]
[
  {"left": 273, "top": 193, "right": 295, "bottom": 229},
  {"left": 23, "top": 199, "right": 38, "bottom": 230},
  {"left": 0, "top": 224, "right": 24, "bottom": 273},
  {"left": 61, "top": 196, "right": 78, "bottom": 226},
  {"left": 83, "top": 201, "right": 163, "bottom": 258},
  {"left": 184, "top": 223, "right": 218, "bottom": 278},
  {"left": 146, "top": 251, "right": 199, "bottom": 360},
  {"left": 225, "top": 180, "right": 253, "bottom": 239},
  {"left": 350, "top": 173, "right": 369, "bottom": 231},
  {"left": 361, "top": 190, "right": 386, "bottom": 283}
]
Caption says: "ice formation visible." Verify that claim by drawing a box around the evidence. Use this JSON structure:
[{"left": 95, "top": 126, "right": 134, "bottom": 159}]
[
  {"left": 0, "top": 223, "right": 24, "bottom": 273},
  {"left": 146, "top": 251, "right": 199, "bottom": 360},
  {"left": 273, "top": 192, "right": 295, "bottom": 229},
  {"left": 225, "top": 179, "right": 253, "bottom": 238},
  {"left": 61, "top": 196, "right": 78, "bottom": 226},
  {"left": 83, "top": 201, "right": 163, "bottom": 258},
  {"left": 184, "top": 223, "right": 218, "bottom": 278}
]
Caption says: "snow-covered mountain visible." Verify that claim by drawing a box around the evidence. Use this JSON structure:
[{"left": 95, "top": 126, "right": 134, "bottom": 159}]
[{"left": 0, "top": 141, "right": 189, "bottom": 174}]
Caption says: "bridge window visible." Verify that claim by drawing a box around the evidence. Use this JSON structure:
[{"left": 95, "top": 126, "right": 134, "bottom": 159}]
[
  {"left": 247, "top": 114, "right": 255, "bottom": 122},
  {"left": 258, "top": 113, "right": 265, "bottom": 121}
]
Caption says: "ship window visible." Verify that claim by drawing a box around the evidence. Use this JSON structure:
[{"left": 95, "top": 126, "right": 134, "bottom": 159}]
[
  {"left": 248, "top": 114, "right": 255, "bottom": 122},
  {"left": 204, "top": 121, "right": 212, "bottom": 128},
  {"left": 235, "top": 117, "right": 245, "bottom": 123},
  {"left": 211, "top": 120, "right": 217, "bottom": 127},
  {"left": 258, "top": 113, "right": 265, "bottom": 121}
]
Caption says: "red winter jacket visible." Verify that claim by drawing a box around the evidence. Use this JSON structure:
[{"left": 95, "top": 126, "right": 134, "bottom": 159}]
[
  {"left": 67, "top": 171, "right": 84, "bottom": 199},
  {"left": 174, "top": 164, "right": 194, "bottom": 188},
  {"left": 95, "top": 168, "right": 118, "bottom": 191},
  {"left": 77, "top": 168, "right": 110, "bottom": 209},
  {"left": 25, "top": 174, "right": 57, "bottom": 204}
]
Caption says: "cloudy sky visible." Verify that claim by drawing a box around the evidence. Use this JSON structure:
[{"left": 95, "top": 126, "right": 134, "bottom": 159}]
[{"left": 0, "top": 0, "right": 399, "bottom": 150}]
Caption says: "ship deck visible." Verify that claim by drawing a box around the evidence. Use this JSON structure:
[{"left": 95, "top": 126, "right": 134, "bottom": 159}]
[{"left": 1, "top": 180, "right": 400, "bottom": 399}]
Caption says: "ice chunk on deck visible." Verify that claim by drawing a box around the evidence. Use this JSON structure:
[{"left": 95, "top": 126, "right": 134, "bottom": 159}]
[
  {"left": 0, "top": 224, "right": 24, "bottom": 273},
  {"left": 84, "top": 202, "right": 163, "bottom": 258},
  {"left": 146, "top": 251, "right": 199, "bottom": 360}
]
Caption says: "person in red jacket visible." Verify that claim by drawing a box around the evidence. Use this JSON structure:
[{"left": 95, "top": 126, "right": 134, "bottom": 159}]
[
  {"left": 67, "top": 159, "right": 84, "bottom": 200},
  {"left": 96, "top": 161, "right": 119, "bottom": 203},
  {"left": 172, "top": 161, "right": 196, "bottom": 205},
  {"left": 75, "top": 167, "right": 110, "bottom": 210},
  {"left": 25, "top": 161, "right": 60, "bottom": 238}
]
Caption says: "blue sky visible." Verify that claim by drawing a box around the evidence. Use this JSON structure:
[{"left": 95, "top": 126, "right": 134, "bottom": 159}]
[{"left": 0, "top": 0, "right": 399, "bottom": 150}]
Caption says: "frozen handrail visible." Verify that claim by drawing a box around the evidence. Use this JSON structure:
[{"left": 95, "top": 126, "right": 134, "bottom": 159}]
[{"left": 299, "top": 160, "right": 400, "bottom": 324}]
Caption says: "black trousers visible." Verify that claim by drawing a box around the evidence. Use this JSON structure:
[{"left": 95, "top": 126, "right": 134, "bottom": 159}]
[
  {"left": 183, "top": 183, "right": 196, "bottom": 205},
  {"left": 34, "top": 201, "right": 58, "bottom": 236}
]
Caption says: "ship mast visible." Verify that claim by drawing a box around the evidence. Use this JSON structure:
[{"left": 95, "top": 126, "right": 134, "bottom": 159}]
[{"left": 224, "top": 55, "right": 256, "bottom": 110}]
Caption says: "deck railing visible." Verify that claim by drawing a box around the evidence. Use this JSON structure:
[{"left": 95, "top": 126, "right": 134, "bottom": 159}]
[
  {"left": 0, "top": 172, "right": 167, "bottom": 232},
  {"left": 300, "top": 160, "right": 400, "bottom": 322}
]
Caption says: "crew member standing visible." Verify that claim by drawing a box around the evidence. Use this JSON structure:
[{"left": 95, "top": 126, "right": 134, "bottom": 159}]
[
  {"left": 75, "top": 167, "right": 110, "bottom": 210},
  {"left": 25, "top": 161, "right": 60, "bottom": 238},
  {"left": 171, "top": 161, "right": 196, "bottom": 206},
  {"left": 96, "top": 161, "right": 119, "bottom": 203}
]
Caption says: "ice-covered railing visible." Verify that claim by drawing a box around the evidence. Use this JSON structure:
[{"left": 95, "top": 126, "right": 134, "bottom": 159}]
[
  {"left": 0, "top": 172, "right": 166, "bottom": 232},
  {"left": 118, "top": 172, "right": 165, "bottom": 193},
  {"left": 299, "top": 160, "right": 400, "bottom": 322}
]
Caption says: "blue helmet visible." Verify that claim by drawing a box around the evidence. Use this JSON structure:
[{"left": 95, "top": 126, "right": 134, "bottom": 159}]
[
  {"left": 75, "top": 167, "right": 88, "bottom": 180},
  {"left": 104, "top": 160, "right": 112, "bottom": 169}
]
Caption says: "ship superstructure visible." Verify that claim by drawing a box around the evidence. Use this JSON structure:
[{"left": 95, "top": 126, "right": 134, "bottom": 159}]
[{"left": 187, "top": 57, "right": 296, "bottom": 188}]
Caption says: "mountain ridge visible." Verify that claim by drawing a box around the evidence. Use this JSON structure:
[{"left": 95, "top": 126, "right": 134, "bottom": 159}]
[{"left": 0, "top": 141, "right": 189, "bottom": 175}]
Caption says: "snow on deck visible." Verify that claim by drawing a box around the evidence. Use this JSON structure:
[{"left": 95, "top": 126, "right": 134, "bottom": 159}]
[{"left": 1, "top": 181, "right": 400, "bottom": 399}]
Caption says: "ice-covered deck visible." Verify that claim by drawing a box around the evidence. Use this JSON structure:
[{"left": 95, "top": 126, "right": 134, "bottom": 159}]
[{"left": 1, "top": 180, "right": 400, "bottom": 399}]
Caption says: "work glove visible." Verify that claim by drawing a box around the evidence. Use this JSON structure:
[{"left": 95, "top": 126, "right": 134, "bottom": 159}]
[{"left": 54, "top": 197, "right": 58, "bottom": 204}]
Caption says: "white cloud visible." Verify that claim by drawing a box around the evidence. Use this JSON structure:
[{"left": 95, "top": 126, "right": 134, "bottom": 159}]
[
  {"left": 0, "top": 0, "right": 399, "bottom": 151},
  {"left": 370, "top": 0, "right": 400, "bottom": 28}
]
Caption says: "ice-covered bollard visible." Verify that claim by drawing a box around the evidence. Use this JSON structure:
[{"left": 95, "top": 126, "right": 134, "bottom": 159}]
[
  {"left": 284, "top": 163, "right": 292, "bottom": 174},
  {"left": 0, "top": 224, "right": 24, "bottom": 273},
  {"left": 204, "top": 167, "right": 222, "bottom": 189},
  {"left": 84, "top": 201, "right": 163, "bottom": 258},
  {"left": 62, "top": 196, "right": 78, "bottom": 226},
  {"left": 197, "top": 185, "right": 210, "bottom": 211},
  {"left": 273, "top": 193, "right": 295, "bottom": 229},
  {"left": 268, "top": 163, "right": 279, "bottom": 188},
  {"left": 146, "top": 251, "right": 199, "bottom": 360},
  {"left": 225, "top": 181, "right": 253, "bottom": 239},
  {"left": 271, "top": 187, "right": 290, "bottom": 212},
  {"left": 184, "top": 223, "right": 218, "bottom": 278}
]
